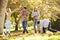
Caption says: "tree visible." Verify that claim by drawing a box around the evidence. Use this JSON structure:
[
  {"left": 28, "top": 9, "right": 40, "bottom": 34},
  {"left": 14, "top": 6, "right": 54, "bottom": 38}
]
[
  {"left": 7, "top": 0, "right": 60, "bottom": 31},
  {"left": 0, "top": 0, "right": 8, "bottom": 33},
  {"left": 11, "top": 12, "right": 20, "bottom": 31}
]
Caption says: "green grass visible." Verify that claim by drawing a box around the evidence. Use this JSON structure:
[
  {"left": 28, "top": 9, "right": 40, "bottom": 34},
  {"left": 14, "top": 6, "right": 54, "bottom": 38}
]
[
  {"left": 1, "top": 21, "right": 60, "bottom": 40},
  {"left": 2, "top": 30, "right": 60, "bottom": 40},
  {"left": 4, "top": 34, "right": 60, "bottom": 40}
]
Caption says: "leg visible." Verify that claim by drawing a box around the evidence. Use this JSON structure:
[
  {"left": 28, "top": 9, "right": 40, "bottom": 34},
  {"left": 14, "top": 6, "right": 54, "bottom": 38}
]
[
  {"left": 43, "top": 27, "right": 46, "bottom": 33},
  {"left": 37, "top": 26, "right": 40, "bottom": 33},
  {"left": 22, "top": 21, "right": 25, "bottom": 34},
  {"left": 48, "top": 22, "right": 57, "bottom": 33},
  {"left": 6, "top": 20, "right": 11, "bottom": 36},
  {"left": 8, "top": 28, "right": 11, "bottom": 36},
  {"left": 22, "top": 21, "right": 28, "bottom": 34},
  {"left": 38, "top": 30, "right": 40, "bottom": 33},
  {"left": 25, "top": 21, "right": 28, "bottom": 33},
  {"left": 34, "top": 19, "right": 37, "bottom": 33},
  {"left": 48, "top": 28, "right": 57, "bottom": 32}
]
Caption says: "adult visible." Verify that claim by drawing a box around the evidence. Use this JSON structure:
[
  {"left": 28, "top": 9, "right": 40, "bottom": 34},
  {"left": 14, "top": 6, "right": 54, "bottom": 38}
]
[
  {"left": 20, "top": 7, "right": 29, "bottom": 34},
  {"left": 32, "top": 7, "right": 40, "bottom": 33},
  {"left": 40, "top": 15, "right": 57, "bottom": 33}
]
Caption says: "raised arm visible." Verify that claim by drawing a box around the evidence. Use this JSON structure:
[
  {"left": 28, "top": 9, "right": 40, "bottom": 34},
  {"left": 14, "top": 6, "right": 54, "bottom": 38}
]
[
  {"left": 6, "top": 8, "right": 12, "bottom": 15},
  {"left": 6, "top": 7, "right": 20, "bottom": 14},
  {"left": 11, "top": 8, "right": 20, "bottom": 14}
]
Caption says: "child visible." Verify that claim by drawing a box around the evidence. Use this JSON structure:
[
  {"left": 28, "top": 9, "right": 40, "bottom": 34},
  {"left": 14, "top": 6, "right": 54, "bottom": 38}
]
[
  {"left": 3, "top": 27, "right": 6, "bottom": 37},
  {"left": 3, "top": 26, "right": 8, "bottom": 39},
  {"left": 5, "top": 8, "right": 12, "bottom": 36},
  {"left": 5, "top": 8, "right": 19, "bottom": 36},
  {"left": 37, "top": 21, "right": 40, "bottom": 33},
  {"left": 5, "top": 19, "right": 11, "bottom": 36}
]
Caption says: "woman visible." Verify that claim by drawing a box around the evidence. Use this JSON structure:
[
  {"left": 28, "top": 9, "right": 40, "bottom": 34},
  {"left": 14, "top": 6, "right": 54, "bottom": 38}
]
[{"left": 32, "top": 7, "right": 40, "bottom": 33}]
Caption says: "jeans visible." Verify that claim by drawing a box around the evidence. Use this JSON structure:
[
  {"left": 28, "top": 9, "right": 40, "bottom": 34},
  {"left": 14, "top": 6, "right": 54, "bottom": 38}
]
[
  {"left": 22, "top": 21, "right": 28, "bottom": 33},
  {"left": 34, "top": 19, "right": 38, "bottom": 33}
]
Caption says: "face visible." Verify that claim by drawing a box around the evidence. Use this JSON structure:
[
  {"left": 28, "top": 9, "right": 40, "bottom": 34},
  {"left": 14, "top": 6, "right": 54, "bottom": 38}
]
[
  {"left": 34, "top": 8, "right": 37, "bottom": 12},
  {"left": 7, "top": 8, "right": 11, "bottom": 13}
]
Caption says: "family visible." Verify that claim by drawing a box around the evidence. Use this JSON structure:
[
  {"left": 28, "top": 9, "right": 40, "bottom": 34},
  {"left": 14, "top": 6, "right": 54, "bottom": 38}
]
[{"left": 3, "top": 7, "right": 57, "bottom": 36}]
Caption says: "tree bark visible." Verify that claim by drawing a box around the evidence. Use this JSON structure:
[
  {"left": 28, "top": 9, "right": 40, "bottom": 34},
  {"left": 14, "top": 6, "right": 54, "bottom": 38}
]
[
  {"left": 0, "top": 0, "right": 8, "bottom": 33},
  {"left": 15, "top": 16, "right": 20, "bottom": 31}
]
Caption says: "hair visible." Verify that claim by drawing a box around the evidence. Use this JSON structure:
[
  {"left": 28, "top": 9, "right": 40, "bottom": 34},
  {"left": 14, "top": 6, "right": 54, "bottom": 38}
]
[
  {"left": 37, "top": 21, "right": 40, "bottom": 24},
  {"left": 24, "top": 7, "right": 27, "bottom": 9},
  {"left": 4, "top": 26, "right": 6, "bottom": 29},
  {"left": 6, "top": 8, "right": 11, "bottom": 12}
]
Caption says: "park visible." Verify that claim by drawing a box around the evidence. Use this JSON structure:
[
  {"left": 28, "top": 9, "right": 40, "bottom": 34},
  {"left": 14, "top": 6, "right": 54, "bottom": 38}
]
[{"left": 0, "top": 0, "right": 60, "bottom": 40}]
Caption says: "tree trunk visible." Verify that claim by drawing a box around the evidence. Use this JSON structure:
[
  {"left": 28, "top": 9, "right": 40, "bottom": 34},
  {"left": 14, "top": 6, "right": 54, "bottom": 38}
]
[
  {"left": 15, "top": 17, "right": 18, "bottom": 31},
  {"left": 15, "top": 17, "right": 20, "bottom": 31},
  {"left": 0, "top": 0, "right": 8, "bottom": 33},
  {"left": 15, "top": 22, "right": 18, "bottom": 31}
]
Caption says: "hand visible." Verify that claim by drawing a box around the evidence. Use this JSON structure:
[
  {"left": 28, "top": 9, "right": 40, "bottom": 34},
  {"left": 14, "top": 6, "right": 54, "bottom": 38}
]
[{"left": 33, "top": 16, "right": 37, "bottom": 19}]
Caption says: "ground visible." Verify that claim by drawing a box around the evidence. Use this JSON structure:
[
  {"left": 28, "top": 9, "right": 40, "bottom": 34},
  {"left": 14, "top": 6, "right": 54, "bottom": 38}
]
[
  {"left": 0, "top": 30, "right": 60, "bottom": 40},
  {"left": 8, "top": 33, "right": 60, "bottom": 40},
  {"left": 0, "top": 22, "right": 60, "bottom": 40}
]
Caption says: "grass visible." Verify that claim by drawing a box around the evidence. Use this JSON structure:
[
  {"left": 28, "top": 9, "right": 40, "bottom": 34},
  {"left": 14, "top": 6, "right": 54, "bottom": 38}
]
[
  {"left": 1, "top": 29, "right": 60, "bottom": 40},
  {"left": 0, "top": 21, "right": 60, "bottom": 40},
  {"left": 2, "top": 33, "right": 60, "bottom": 40}
]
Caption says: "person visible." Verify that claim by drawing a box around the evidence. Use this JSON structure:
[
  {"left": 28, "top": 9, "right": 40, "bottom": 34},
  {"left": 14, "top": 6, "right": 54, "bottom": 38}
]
[
  {"left": 32, "top": 7, "right": 40, "bottom": 33},
  {"left": 40, "top": 20, "right": 44, "bottom": 33},
  {"left": 42, "top": 18, "right": 50, "bottom": 33},
  {"left": 41, "top": 15, "right": 57, "bottom": 33},
  {"left": 5, "top": 8, "right": 12, "bottom": 36},
  {"left": 5, "top": 7, "right": 20, "bottom": 36},
  {"left": 37, "top": 21, "right": 40, "bottom": 33},
  {"left": 3, "top": 27, "right": 6, "bottom": 37},
  {"left": 20, "top": 7, "right": 29, "bottom": 34},
  {"left": 39, "top": 14, "right": 51, "bottom": 33}
]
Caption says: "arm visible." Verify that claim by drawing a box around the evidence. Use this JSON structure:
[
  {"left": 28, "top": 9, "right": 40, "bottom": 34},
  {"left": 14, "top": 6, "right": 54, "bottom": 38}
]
[
  {"left": 19, "top": 10, "right": 23, "bottom": 17},
  {"left": 38, "top": 11, "right": 40, "bottom": 18},
  {"left": 27, "top": 11, "right": 29, "bottom": 19},
  {"left": 32, "top": 11, "right": 34, "bottom": 18},
  {"left": 11, "top": 8, "right": 20, "bottom": 14},
  {"left": 36, "top": 11, "right": 40, "bottom": 19},
  {"left": 6, "top": 8, "right": 11, "bottom": 15}
]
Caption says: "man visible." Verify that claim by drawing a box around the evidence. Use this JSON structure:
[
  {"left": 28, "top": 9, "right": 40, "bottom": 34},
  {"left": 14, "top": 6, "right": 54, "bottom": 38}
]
[
  {"left": 43, "top": 18, "right": 50, "bottom": 33},
  {"left": 32, "top": 7, "right": 40, "bottom": 33},
  {"left": 20, "top": 7, "right": 29, "bottom": 34}
]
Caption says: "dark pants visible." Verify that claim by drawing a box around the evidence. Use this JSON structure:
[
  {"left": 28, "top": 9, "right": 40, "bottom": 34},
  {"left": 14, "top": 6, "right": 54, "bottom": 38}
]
[
  {"left": 43, "top": 23, "right": 57, "bottom": 33},
  {"left": 48, "top": 22, "right": 57, "bottom": 33},
  {"left": 43, "top": 27, "right": 47, "bottom": 33},
  {"left": 43, "top": 27, "right": 57, "bottom": 33},
  {"left": 22, "top": 21, "right": 28, "bottom": 34},
  {"left": 48, "top": 27, "right": 57, "bottom": 33}
]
